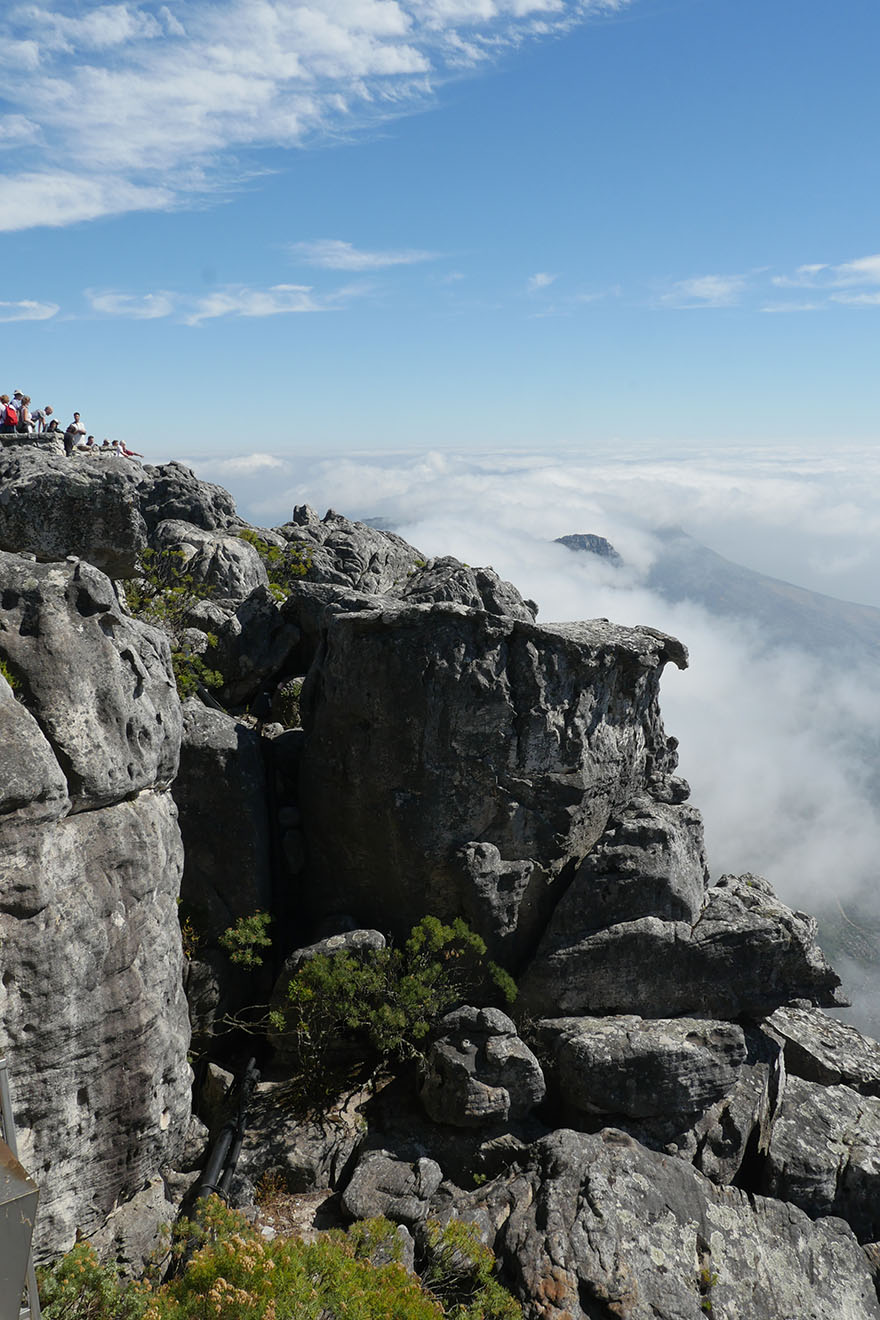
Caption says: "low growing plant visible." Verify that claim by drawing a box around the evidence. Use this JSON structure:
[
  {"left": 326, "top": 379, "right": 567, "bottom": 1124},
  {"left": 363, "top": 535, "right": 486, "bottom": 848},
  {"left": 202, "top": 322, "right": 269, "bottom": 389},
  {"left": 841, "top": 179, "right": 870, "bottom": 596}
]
[
  {"left": 124, "top": 548, "right": 223, "bottom": 700},
  {"left": 270, "top": 915, "right": 516, "bottom": 1104},
  {"left": 238, "top": 529, "right": 311, "bottom": 600}
]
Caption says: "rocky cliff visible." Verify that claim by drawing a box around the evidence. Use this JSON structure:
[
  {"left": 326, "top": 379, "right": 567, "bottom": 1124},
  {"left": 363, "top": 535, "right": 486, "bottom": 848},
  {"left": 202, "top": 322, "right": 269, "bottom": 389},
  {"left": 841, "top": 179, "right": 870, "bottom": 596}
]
[{"left": 1, "top": 448, "right": 879, "bottom": 1318}]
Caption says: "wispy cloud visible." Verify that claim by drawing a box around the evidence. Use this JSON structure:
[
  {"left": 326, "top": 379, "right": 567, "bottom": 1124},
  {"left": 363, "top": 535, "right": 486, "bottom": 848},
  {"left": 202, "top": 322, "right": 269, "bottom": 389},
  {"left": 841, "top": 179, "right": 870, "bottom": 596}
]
[
  {"left": 85, "top": 278, "right": 374, "bottom": 325},
  {"left": 87, "top": 290, "right": 177, "bottom": 319},
  {"left": 289, "top": 239, "right": 440, "bottom": 270},
  {"left": 2, "top": 0, "right": 632, "bottom": 230},
  {"left": 0, "top": 299, "right": 59, "bottom": 322},
  {"left": 527, "top": 271, "right": 557, "bottom": 292},
  {"left": 656, "top": 273, "right": 748, "bottom": 309},
  {"left": 770, "top": 253, "right": 880, "bottom": 308}
]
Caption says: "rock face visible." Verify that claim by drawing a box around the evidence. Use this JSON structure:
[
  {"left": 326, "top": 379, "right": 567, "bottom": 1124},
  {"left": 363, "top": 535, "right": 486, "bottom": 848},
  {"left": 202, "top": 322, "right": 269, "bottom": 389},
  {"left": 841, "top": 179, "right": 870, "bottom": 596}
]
[
  {"left": 519, "top": 872, "right": 842, "bottom": 1018},
  {"left": 5, "top": 446, "right": 880, "bottom": 1319},
  {"left": 0, "top": 547, "right": 190, "bottom": 1258},
  {"left": 486, "top": 1128, "right": 880, "bottom": 1320},
  {"left": 299, "top": 607, "right": 687, "bottom": 963}
]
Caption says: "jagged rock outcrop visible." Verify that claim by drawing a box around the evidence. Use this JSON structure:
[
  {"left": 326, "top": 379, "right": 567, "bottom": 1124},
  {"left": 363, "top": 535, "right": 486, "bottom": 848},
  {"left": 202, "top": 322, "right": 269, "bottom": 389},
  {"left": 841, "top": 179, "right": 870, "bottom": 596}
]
[
  {"left": 462, "top": 1128, "right": 880, "bottom": 1320},
  {"left": 536, "top": 1015, "right": 746, "bottom": 1119},
  {"left": 152, "top": 519, "right": 268, "bottom": 603},
  {"left": 419, "top": 1007, "right": 545, "bottom": 1128},
  {"left": 0, "top": 547, "right": 190, "bottom": 1258},
  {"left": 519, "top": 872, "right": 842, "bottom": 1018},
  {"left": 764, "top": 1004, "right": 880, "bottom": 1095},
  {"left": 0, "top": 554, "right": 180, "bottom": 811},
  {"left": 299, "top": 606, "right": 687, "bottom": 963}
]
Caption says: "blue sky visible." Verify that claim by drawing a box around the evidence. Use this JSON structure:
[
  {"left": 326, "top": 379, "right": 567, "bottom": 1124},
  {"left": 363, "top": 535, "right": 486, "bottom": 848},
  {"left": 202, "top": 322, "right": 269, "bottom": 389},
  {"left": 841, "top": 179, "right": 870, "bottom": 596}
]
[{"left": 3, "top": 0, "right": 879, "bottom": 457}]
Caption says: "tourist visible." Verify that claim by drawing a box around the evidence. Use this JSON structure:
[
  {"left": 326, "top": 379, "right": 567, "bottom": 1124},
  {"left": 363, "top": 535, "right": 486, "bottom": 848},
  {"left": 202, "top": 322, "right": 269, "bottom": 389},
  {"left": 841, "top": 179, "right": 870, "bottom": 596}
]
[
  {"left": 32, "top": 405, "right": 53, "bottom": 432},
  {"left": 77, "top": 435, "right": 96, "bottom": 452},
  {"left": 0, "top": 396, "right": 16, "bottom": 433},
  {"left": 64, "top": 413, "right": 85, "bottom": 457},
  {"left": 16, "top": 397, "right": 32, "bottom": 434},
  {"left": 113, "top": 439, "right": 143, "bottom": 461},
  {"left": 45, "top": 419, "right": 60, "bottom": 434}
]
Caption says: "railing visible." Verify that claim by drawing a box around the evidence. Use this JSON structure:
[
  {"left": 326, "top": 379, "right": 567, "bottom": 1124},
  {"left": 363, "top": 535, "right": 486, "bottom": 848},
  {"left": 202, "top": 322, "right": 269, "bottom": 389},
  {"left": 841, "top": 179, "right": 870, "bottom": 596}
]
[{"left": 0, "top": 1059, "right": 41, "bottom": 1320}]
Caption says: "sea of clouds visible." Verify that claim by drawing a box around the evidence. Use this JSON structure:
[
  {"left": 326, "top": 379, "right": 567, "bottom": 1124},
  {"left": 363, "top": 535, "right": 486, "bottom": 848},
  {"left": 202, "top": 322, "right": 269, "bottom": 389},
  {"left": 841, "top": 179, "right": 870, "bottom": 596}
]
[{"left": 191, "top": 442, "right": 880, "bottom": 1025}]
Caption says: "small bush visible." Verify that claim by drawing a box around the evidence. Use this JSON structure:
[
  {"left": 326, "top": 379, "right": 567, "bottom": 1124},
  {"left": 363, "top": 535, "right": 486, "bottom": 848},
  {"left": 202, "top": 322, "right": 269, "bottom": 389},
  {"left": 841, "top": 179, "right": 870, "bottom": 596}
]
[
  {"left": 270, "top": 916, "right": 516, "bottom": 1104},
  {"left": 38, "top": 1242, "right": 151, "bottom": 1319},
  {"left": 124, "top": 549, "right": 223, "bottom": 700},
  {"left": 0, "top": 655, "right": 20, "bottom": 693},
  {"left": 238, "top": 529, "right": 311, "bottom": 600},
  {"left": 220, "top": 911, "right": 273, "bottom": 968},
  {"left": 421, "top": 1218, "right": 522, "bottom": 1320}
]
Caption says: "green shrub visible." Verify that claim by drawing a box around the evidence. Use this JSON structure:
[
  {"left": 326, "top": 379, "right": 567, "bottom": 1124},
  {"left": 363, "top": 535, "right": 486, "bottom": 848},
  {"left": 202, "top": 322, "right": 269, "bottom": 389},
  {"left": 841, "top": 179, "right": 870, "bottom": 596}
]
[
  {"left": 0, "top": 655, "right": 20, "bottom": 693},
  {"left": 220, "top": 911, "right": 273, "bottom": 968},
  {"left": 238, "top": 529, "right": 311, "bottom": 600},
  {"left": 39, "top": 1203, "right": 521, "bottom": 1320},
  {"left": 38, "top": 1241, "right": 151, "bottom": 1319},
  {"left": 421, "top": 1218, "right": 522, "bottom": 1320},
  {"left": 124, "top": 549, "right": 223, "bottom": 700},
  {"left": 270, "top": 916, "right": 516, "bottom": 1104}
]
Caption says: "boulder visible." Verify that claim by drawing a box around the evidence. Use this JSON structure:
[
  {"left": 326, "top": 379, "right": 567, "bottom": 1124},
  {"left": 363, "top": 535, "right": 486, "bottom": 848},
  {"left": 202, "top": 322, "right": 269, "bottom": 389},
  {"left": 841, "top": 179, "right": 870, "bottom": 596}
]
[
  {"left": 341, "top": 1150, "right": 443, "bottom": 1227},
  {"left": 188, "top": 588, "right": 300, "bottom": 706},
  {"left": 558, "top": 795, "right": 709, "bottom": 932},
  {"left": 419, "top": 1007, "right": 545, "bottom": 1128},
  {"left": 233, "top": 1079, "right": 365, "bottom": 1196},
  {"left": 536, "top": 1015, "right": 746, "bottom": 1119},
  {"left": 299, "top": 605, "right": 687, "bottom": 963},
  {"left": 275, "top": 506, "right": 433, "bottom": 595},
  {"left": 152, "top": 520, "right": 268, "bottom": 603},
  {"left": 0, "top": 554, "right": 181, "bottom": 811},
  {"left": 0, "top": 449, "right": 147, "bottom": 576},
  {"left": 765, "top": 1005, "right": 880, "bottom": 1096},
  {"left": 137, "top": 461, "right": 240, "bottom": 533},
  {"left": 519, "top": 873, "right": 843, "bottom": 1019},
  {"left": 763, "top": 1075, "right": 880, "bottom": 1244},
  {"left": 455, "top": 1128, "right": 880, "bottom": 1320},
  {"left": 399, "top": 555, "right": 538, "bottom": 621},
  {"left": 0, "top": 793, "right": 191, "bottom": 1259}
]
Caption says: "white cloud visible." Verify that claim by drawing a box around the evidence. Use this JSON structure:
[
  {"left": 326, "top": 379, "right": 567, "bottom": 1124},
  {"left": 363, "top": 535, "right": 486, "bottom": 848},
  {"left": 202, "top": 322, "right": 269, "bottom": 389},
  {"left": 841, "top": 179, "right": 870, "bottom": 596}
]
[
  {"left": 289, "top": 238, "right": 440, "bottom": 269},
  {"left": 771, "top": 253, "right": 880, "bottom": 307},
  {"left": 657, "top": 272, "right": 747, "bottom": 309},
  {"left": 184, "top": 283, "right": 324, "bottom": 324},
  {"left": 3, "top": 0, "right": 633, "bottom": 228},
  {"left": 527, "top": 271, "right": 557, "bottom": 292},
  {"left": 87, "top": 289, "right": 176, "bottom": 318},
  {"left": 0, "top": 299, "right": 59, "bottom": 322},
  {"left": 0, "top": 171, "right": 174, "bottom": 233}
]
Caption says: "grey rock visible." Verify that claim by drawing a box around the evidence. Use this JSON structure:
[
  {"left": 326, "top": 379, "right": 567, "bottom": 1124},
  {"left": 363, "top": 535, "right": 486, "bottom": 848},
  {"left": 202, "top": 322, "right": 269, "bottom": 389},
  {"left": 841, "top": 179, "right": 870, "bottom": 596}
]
[
  {"left": 458, "top": 1128, "right": 880, "bottom": 1320},
  {"left": 420, "top": 1007, "right": 545, "bottom": 1128},
  {"left": 765, "top": 1005, "right": 880, "bottom": 1095},
  {"left": 0, "top": 670, "right": 69, "bottom": 823},
  {"left": 299, "top": 605, "right": 687, "bottom": 963},
  {"left": 88, "top": 1176, "right": 176, "bottom": 1277},
  {"left": 137, "top": 461, "right": 240, "bottom": 533},
  {"left": 0, "top": 793, "right": 191, "bottom": 1259},
  {"left": 342, "top": 1151, "right": 443, "bottom": 1227},
  {"left": 763, "top": 1075, "right": 880, "bottom": 1244},
  {"left": 399, "top": 555, "right": 537, "bottom": 621},
  {"left": 562, "top": 795, "right": 709, "bottom": 932},
  {"left": 275, "top": 507, "right": 434, "bottom": 595},
  {"left": 520, "top": 873, "right": 843, "bottom": 1018},
  {"left": 235, "top": 1080, "right": 365, "bottom": 1193},
  {"left": 0, "top": 553, "right": 181, "bottom": 811},
  {"left": 555, "top": 532, "right": 623, "bottom": 565},
  {"left": 0, "top": 449, "right": 148, "bottom": 576},
  {"left": 172, "top": 700, "right": 271, "bottom": 945},
  {"left": 152, "top": 519, "right": 268, "bottom": 603},
  {"left": 536, "top": 1015, "right": 746, "bottom": 1119},
  {"left": 177, "top": 1114, "right": 210, "bottom": 1173},
  {"left": 189, "top": 588, "right": 300, "bottom": 706}
]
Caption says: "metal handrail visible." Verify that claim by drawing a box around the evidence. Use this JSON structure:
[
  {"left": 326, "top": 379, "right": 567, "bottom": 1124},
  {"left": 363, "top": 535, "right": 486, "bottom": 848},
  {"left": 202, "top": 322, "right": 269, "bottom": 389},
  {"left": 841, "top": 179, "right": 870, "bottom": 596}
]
[{"left": 0, "top": 1059, "right": 41, "bottom": 1320}]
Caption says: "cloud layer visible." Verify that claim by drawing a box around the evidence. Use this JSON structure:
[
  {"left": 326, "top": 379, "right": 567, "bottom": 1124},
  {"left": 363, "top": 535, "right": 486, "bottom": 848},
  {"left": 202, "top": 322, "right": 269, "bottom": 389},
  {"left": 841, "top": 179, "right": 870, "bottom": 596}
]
[{"left": 1, "top": 0, "right": 629, "bottom": 230}]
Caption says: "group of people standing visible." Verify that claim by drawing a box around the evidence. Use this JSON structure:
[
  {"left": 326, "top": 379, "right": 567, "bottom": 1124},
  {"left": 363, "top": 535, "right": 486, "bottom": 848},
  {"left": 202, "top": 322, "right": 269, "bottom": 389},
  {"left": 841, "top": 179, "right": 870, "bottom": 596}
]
[{"left": 0, "top": 390, "right": 143, "bottom": 461}]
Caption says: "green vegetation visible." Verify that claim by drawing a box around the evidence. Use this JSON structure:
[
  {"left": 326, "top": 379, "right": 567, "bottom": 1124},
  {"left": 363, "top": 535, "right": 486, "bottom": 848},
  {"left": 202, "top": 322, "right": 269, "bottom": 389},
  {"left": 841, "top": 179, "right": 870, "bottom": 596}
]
[
  {"left": 220, "top": 910, "right": 273, "bottom": 968},
  {"left": 238, "top": 529, "right": 311, "bottom": 601},
  {"left": 270, "top": 915, "right": 516, "bottom": 1105},
  {"left": 123, "top": 547, "right": 223, "bottom": 699},
  {"left": 0, "top": 655, "right": 20, "bottom": 693},
  {"left": 272, "top": 678, "right": 303, "bottom": 729},
  {"left": 37, "top": 1201, "right": 521, "bottom": 1320}
]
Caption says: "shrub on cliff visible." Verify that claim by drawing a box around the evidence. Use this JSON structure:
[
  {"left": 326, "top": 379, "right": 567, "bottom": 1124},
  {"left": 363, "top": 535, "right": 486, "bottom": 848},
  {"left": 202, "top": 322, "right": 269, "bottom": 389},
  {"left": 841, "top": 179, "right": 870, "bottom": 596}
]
[
  {"left": 123, "top": 547, "right": 223, "bottom": 699},
  {"left": 270, "top": 916, "right": 517, "bottom": 1105},
  {"left": 38, "top": 1201, "right": 521, "bottom": 1320},
  {"left": 238, "top": 529, "right": 311, "bottom": 600}
]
